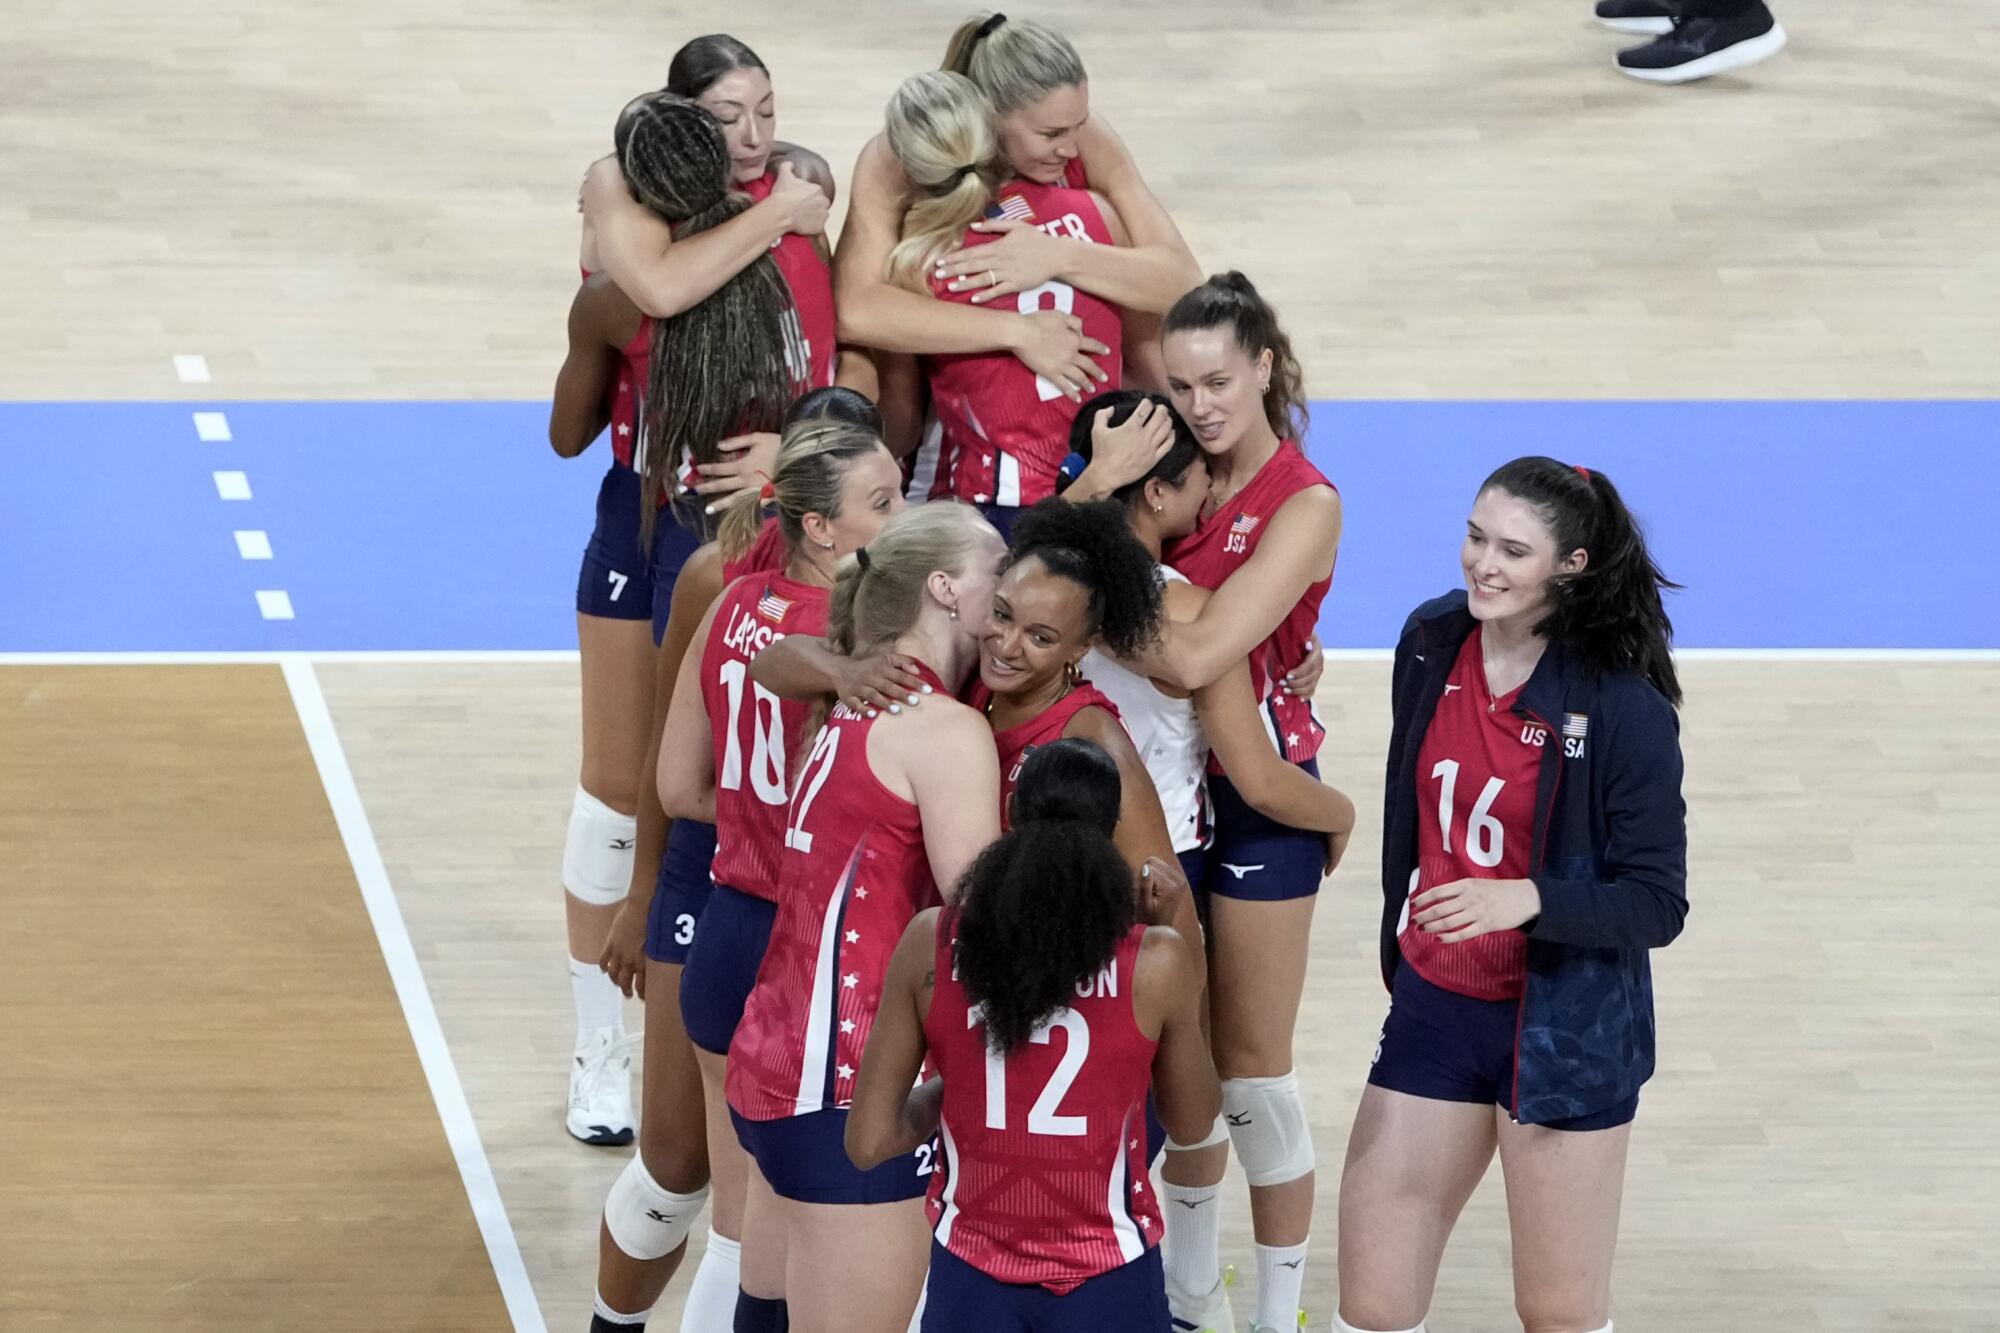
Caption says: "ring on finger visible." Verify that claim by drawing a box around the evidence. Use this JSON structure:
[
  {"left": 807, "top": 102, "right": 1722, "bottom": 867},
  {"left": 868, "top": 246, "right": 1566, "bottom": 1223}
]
[{"left": 987, "top": 269, "right": 998, "bottom": 287}]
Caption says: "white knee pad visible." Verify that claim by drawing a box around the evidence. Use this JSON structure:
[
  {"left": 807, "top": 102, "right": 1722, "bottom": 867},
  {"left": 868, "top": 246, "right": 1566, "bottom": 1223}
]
[
  {"left": 1221, "top": 1070, "right": 1314, "bottom": 1187},
  {"left": 563, "top": 785, "right": 636, "bottom": 905},
  {"left": 1164, "top": 1115, "right": 1229, "bottom": 1153},
  {"left": 1335, "top": 1317, "right": 1427, "bottom": 1333},
  {"left": 603, "top": 1156, "right": 708, "bottom": 1261}
]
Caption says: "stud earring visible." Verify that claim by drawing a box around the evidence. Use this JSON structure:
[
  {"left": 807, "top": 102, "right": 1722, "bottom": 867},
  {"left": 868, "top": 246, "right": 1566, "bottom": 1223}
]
[{"left": 948, "top": 607, "right": 959, "bottom": 620}]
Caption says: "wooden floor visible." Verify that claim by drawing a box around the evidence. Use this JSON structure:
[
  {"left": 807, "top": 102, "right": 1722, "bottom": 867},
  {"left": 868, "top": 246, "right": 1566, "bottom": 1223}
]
[{"left": 5, "top": 0, "right": 1999, "bottom": 1328}]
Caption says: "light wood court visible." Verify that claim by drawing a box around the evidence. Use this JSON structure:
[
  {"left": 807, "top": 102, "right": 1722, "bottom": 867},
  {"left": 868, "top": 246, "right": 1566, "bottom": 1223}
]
[
  {"left": 0, "top": 666, "right": 509, "bottom": 1330},
  {"left": 317, "top": 659, "right": 2000, "bottom": 1330}
]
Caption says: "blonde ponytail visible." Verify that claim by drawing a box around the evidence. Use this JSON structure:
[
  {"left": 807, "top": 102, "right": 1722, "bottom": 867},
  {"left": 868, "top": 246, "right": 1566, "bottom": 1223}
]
[
  {"left": 717, "top": 419, "right": 890, "bottom": 563},
  {"left": 885, "top": 71, "right": 1003, "bottom": 290},
  {"left": 940, "top": 13, "right": 1086, "bottom": 117}
]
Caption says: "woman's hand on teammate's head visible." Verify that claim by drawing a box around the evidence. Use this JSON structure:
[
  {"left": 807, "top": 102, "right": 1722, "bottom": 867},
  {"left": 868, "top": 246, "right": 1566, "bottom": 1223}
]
[
  {"left": 1409, "top": 877, "right": 1541, "bottom": 943},
  {"left": 1068, "top": 398, "right": 1173, "bottom": 497},
  {"left": 767, "top": 160, "right": 831, "bottom": 237},
  {"left": 1006, "top": 309, "right": 1110, "bottom": 402},
  {"left": 598, "top": 902, "right": 649, "bottom": 1000},
  {"left": 937, "top": 219, "right": 1066, "bottom": 303},
  {"left": 1138, "top": 854, "right": 1189, "bottom": 929},
  {"left": 694, "top": 431, "right": 783, "bottom": 505},
  {"left": 836, "top": 649, "right": 933, "bottom": 716},
  {"left": 1282, "top": 633, "right": 1324, "bottom": 698}
]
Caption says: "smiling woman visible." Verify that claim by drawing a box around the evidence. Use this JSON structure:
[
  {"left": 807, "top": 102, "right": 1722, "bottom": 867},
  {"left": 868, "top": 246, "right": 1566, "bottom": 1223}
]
[{"left": 1338, "top": 455, "right": 1688, "bottom": 1333}]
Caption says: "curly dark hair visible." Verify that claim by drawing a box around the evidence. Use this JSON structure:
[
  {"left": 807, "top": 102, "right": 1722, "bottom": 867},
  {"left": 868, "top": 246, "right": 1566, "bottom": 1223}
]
[
  {"left": 1005, "top": 497, "right": 1164, "bottom": 659},
  {"left": 1061, "top": 389, "right": 1203, "bottom": 508},
  {"left": 953, "top": 740, "right": 1136, "bottom": 1054}
]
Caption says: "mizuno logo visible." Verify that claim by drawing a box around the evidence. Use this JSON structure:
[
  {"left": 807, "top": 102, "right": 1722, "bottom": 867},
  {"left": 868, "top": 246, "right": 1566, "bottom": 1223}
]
[
  {"left": 1220, "top": 863, "right": 1264, "bottom": 880},
  {"left": 644, "top": 1208, "right": 676, "bottom": 1224},
  {"left": 1279, "top": 1259, "right": 1303, "bottom": 1270},
  {"left": 610, "top": 837, "right": 635, "bottom": 850},
  {"left": 1173, "top": 1195, "right": 1215, "bottom": 1210},
  {"left": 1225, "top": 1112, "right": 1251, "bottom": 1126}
]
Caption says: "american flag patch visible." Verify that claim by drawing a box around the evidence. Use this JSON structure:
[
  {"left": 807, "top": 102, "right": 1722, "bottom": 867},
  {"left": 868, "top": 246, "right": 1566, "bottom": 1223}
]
[
  {"left": 1562, "top": 713, "right": 1589, "bottom": 740},
  {"left": 1230, "top": 513, "right": 1262, "bottom": 537},
  {"left": 757, "top": 590, "right": 792, "bottom": 622},
  {"left": 994, "top": 194, "right": 1035, "bottom": 223}
]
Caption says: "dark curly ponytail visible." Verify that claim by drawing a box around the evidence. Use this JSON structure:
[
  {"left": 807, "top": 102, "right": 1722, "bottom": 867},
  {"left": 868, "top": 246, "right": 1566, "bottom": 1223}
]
[
  {"left": 1481, "top": 456, "right": 1683, "bottom": 706},
  {"left": 1005, "top": 497, "right": 1164, "bottom": 659},
  {"left": 1162, "top": 271, "right": 1308, "bottom": 445},
  {"left": 1061, "top": 388, "right": 1203, "bottom": 508},
  {"left": 953, "top": 739, "right": 1136, "bottom": 1053}
]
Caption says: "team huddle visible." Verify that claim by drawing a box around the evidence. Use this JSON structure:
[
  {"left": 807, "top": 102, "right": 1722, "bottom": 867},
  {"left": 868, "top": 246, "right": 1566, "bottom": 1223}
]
[{"left": 546, "top": 15, "right": 1691, "bottom": 1333}]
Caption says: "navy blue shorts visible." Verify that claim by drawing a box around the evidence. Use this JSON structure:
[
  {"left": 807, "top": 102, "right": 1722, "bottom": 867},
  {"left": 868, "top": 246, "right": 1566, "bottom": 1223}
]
[
  {"left": 647, "top": 496, "right": 717, "bottom": 645},
  {"left": 1202, "top": 758, "right": 1325, "bottom": 903},
  {"left": 1368, "top": 964, "right": 1639, "bottom": 1132},
  {"left": 576, "top": 464, "right": 655, "bottom": 621},
  {"left": 731, "top": 1107, "right": 933, "bottom": 1204},
  {"left": 921, "top": 1240, "right": 1168, "bottom": 1332},
  {"left": 679, "top": 882, "right": 777, "bottom": 1055},
  {"left": 643, "top": 819, "right": 717, "bottom": 967},
  {"left": 979, "top": 503, "right": 1023, "bottom": 544}
]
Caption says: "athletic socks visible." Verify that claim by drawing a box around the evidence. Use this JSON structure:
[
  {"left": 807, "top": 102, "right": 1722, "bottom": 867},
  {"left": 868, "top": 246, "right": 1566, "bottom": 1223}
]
[
  {"left": 679, "top": 1232, "right": 741, "bottom": 1333},
  {"left": 591, "top": 1291, "right": 648, "bottom": 1330},
  {"left": 733, "top": 1292, "right": 788, "bottom": 1333},
  {"left": 1160, "top": 1181, "right": 1223, "bottom": 1296},
  {"left": 1254, "top": 1240, "right": 1309, "bottom": 1332},
  {"left": 573, "top": 955, "right": 626, "bottom": 1040}
]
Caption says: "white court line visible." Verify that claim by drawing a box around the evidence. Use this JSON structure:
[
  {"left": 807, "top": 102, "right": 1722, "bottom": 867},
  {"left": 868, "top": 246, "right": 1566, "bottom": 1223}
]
[
  {"left": 254, "top": 590, "right": 296, "bottom": 621},
  {"left": 281, "top": 659, "right": 546, "bottom": 1332},
  {"left": 213, "top": 470, "right": 251, "bottom": 501},
  {"left": 173, "top": 354, "right": 212, "bottom": 383},
  {"left": 234, "top": 530, "right": 274, "bottom": 561},
  {"left": 193, "top": 411, "right": 232, "bottom": 442},
  {"left": 1, "top": 648, "right": 1996, "bottom": 667}
]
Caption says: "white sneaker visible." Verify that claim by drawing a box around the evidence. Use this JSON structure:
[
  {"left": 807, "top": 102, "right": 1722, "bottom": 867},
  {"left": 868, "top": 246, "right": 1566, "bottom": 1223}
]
[
  {"left": 1169, "top": 1273, "right": 1238, "bottom": 1333},
  {"left": 567, "top": 1026, "right": 637, "bottom": 1146}
]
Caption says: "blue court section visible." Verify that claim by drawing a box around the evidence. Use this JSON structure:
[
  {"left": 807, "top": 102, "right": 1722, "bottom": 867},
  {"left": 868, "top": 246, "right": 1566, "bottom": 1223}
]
[{"left": 4, "top": 400, "right": 1993, "bottom": 651}]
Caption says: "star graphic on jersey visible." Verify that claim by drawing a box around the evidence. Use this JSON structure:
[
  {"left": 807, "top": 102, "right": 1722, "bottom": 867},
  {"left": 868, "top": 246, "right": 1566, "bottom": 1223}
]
[
  {"left": 617, "top": 423, "right": 630, "bottom": 436},
  {"left": 837, "top": 1064, "right": 854, "bottom": 1080},
  {"left": 842, "top": 973, "right": 859, "bottom": 988},
  {"left": 1286, "top": 732, "right": 1300, "bottom": 747},
  {"left": 1133, "top": 1181, "right": 1144, "bottom": 1195},
  {"left": 1139, "top": 1216, "right": 1152, "bottom": 1230},
  {"left": 840, "top": 1019, "right": 856, "bottom": 1035},
  {"left": 1129, "top": 1139, "right": 1139, "bottom": 1150},
  {"left": 845, "top": 929, "right": 860, "bottom": 943},
  {"left": 854, "top": 886, "right": 868, "bottom": 900}
]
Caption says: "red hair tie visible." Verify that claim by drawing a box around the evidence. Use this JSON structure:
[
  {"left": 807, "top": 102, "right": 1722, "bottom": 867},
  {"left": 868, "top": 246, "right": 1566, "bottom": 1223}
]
[
  {"left": 1575, "top": 465, "right": 1592, "bottom": 482},
  {"left": 756, "top": 470, "right": 775, "bottom": 501}
]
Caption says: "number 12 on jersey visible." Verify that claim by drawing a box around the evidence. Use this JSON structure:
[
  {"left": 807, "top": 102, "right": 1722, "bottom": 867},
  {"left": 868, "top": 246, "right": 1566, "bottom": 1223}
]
[{"left": 971, "top": 1004, "right": 1089, "bottom": 1137}]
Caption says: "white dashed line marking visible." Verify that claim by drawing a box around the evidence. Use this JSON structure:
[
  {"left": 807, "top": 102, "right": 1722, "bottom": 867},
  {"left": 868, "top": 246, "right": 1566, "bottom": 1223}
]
[
  {"left": 213, "top": 470, "right": 252, "bottom": 501},
  {"left": 255, "top": 590, "right": 296, "bottom": 620},
  {"left": 234, "top": 530, "right": 273, "bottom": 560},
  {"left": 174, "top": 354, "right": 212, "bottom": 383},
  {"left": 193, "top": 411, "right": 232, "bottom": 442}
]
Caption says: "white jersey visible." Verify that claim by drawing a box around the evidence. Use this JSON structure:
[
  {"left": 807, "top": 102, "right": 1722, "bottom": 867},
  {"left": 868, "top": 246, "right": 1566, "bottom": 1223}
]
[{"left": 1079, "top": 566, "right": 1208, "bottom": 855}]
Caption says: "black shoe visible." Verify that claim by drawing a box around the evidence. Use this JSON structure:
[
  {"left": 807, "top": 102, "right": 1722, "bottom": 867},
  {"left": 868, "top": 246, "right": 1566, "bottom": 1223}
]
[
  {"left": 1594, "top": 0, "right": 1679, "bottom": 36},
  {"left": 1617, "top": 4, "right": 1787, "bottom": 83}
]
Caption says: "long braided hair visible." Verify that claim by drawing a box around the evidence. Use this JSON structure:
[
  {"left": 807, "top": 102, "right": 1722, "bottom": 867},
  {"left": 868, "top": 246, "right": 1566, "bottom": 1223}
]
[{"left": 619, "top": 91, "right": 797, "bottom": 547}]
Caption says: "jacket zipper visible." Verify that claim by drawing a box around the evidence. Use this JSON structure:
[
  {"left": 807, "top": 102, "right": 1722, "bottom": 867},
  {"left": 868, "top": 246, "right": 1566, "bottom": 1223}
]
[{"left": 1510, "top": 703, "right": 1563, "bottom": 1119}]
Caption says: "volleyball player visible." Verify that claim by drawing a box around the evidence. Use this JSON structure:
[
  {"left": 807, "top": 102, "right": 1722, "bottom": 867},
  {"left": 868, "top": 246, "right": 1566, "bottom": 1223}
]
[
  {"left": 547, "top": 76, "right": 820, "bottom": 1148},
  {"left": 1065, "top": 273, "right": 1338, "bottom": 1333},
  {"left": 725, "top": 505, "right": 1008, "bottom": 1333},
  {"left": 835, "top": 13, "right": 1200, "bottom": 404},
  {"left": 1335, "top": 458, "right": 1688, "bottom": 1333},
  {"left": 847, "top": 738, "right": 1222, "bottom": 1332},
  {"left": 1062, "top": 390, "right": 1356, "bottom": 895},
  {"left": 588, "top": 400, "right": 896, "bottom": 1328},
  {"left": 878, "top": 69, "right": 1129, "bottom": 535}
]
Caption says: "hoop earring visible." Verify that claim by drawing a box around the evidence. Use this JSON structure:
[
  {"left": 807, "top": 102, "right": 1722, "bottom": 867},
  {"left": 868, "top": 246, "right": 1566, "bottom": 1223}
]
[{"left": 1065, "top": 659, "right": 1082, "bottom": 685}]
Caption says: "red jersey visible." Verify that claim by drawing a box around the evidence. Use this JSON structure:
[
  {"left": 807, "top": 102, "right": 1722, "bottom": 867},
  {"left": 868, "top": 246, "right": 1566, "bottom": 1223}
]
[
  {"left": 1166, "top": 442, "right": 1334, "bottom": 767},
  {"left": 723, "top": 518, "right": 788, "bottom": 582},
  {"left": 924, "top": 181, "right": 1123, "bottom": 508},
  {"left": 1398, "top": 627, "right": 1539, "bottom": 1000},
  {"left": 925, "top": 914, "right": 1160, "bottom": 1292},
  {"left": 744, "top": 168, "right": 839, "bottom": 393},
  {"left": 701, "top": 573, "right": 830, "bottom": 902},
  {"left": 727, "top": 669, "right": 947, "bottom": 1122},
  {"left": 580, "top": 265, "right": 650, "bottom": 471},
  {"left": 967, "top": 683, "right": 1123, "bottom": 829}
]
